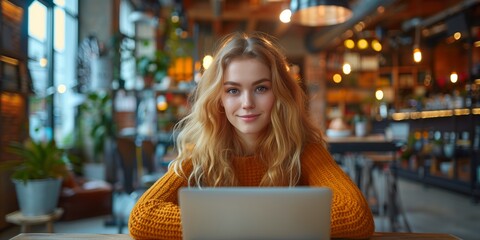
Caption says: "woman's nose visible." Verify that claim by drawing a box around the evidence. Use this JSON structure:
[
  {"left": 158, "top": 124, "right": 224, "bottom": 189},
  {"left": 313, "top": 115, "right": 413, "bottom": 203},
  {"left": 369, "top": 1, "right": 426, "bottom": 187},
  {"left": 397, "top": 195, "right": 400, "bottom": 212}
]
[{"left": 242, "top": 92, "right": 255, "bottom": 109}]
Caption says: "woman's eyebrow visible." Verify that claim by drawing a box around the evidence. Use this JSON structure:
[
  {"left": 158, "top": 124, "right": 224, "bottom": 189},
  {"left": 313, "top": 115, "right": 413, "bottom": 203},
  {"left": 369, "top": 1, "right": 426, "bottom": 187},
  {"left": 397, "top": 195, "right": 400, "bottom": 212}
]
[{"left": 223, "top": 79, "right": 271, "bottom": 86}]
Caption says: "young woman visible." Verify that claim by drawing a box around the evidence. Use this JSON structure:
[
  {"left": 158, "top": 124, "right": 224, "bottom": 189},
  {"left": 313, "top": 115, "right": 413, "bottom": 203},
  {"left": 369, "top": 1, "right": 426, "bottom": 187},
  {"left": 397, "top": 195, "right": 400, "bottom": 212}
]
[{"left": 128, "top": 32, "right": 374, "bottom": 239}]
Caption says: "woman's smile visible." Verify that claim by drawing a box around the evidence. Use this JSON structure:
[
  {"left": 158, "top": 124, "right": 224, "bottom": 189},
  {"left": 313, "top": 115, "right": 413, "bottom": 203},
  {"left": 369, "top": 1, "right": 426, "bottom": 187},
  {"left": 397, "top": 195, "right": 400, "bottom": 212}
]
[{"left": 238, "top": 113, "right": 261, "bottom": 122}]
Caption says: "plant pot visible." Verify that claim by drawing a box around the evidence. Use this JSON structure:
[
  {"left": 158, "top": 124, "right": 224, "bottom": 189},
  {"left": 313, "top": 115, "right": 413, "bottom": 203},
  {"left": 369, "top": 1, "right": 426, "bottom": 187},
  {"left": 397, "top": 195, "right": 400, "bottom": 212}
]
[
  {"left": 355, "top": 121, "right": 368, "bottom": 137},
  {"left": 13, "top": 178, "right": 62, "bottom": 216},
  {"left": 83, "top": 162, "right": 106, "bottom": 180}
]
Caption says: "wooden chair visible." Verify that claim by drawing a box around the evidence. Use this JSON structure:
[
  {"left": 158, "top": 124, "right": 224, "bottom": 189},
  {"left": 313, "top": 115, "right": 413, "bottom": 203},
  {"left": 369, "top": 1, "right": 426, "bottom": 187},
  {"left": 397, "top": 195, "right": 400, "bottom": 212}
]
[{"left": 115, "top": 137, "right": 137, "bottom": 194}]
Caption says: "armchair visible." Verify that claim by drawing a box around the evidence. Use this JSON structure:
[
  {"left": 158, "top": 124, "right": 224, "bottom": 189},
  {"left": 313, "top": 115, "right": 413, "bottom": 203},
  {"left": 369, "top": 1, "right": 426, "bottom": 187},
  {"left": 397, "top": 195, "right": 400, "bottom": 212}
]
[{"left": 58, "top": 171, "right": 112, "bottom": 221}]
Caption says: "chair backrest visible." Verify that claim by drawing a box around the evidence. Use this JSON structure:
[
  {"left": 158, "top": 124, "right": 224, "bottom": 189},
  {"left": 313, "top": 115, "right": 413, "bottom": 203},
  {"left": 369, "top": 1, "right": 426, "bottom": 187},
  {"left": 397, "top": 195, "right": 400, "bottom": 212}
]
[
  {"left": 141, "top": 140, "right": 156, "bottom": 173},
  {"left": 116, "top": 137, "right": 137, "bottom": 193}
]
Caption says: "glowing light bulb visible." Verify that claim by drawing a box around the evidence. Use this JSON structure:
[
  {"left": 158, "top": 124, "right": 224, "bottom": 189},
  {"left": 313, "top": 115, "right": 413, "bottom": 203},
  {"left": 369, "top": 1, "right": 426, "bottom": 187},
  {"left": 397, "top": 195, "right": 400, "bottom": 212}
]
[
  {"left": 39, "top": 57, "right": 48, "bottom": 67},
  {"left": 413, "top": 48, "right": 422, "bottom": 63},
  {"left": 342, "top": 63, "right": 351, "bottom": 75},
  {"left": 375, "top": 89, "right": 384, "bottom": 101},
  {"left": 357, "top": 39, "right": 368, "bottom": 49},
  {"left": 371, "top": 39, "right": 382, "bottom": 52},
  {"left": 453, "top": 32, "right": 461, "bottom": 40},
  {"left": 344, "top": 39, "right": 355, "bottom": 49},
  {"left": 279, "top": 9, "right": 291, "bottom": 23},
  {"left": 202, "top": 55, "right": 213, "bottom": 70},
  {"left": 57, "top": 84, "right": 67, "bottom": 94},
  {"left": 333, "top": 73, "right": 342, "bottom": 83},
  {"left": 450, "top": 72, "right": 458, "bottom": 83}
]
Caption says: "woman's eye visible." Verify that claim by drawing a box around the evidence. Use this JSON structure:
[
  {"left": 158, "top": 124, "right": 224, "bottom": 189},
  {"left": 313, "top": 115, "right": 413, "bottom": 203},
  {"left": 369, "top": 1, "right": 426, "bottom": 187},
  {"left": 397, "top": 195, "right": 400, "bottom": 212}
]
[
  {"left": 256, "top": 86, "right": 269, "bottom": 93},
  {"left": 226, "top": 88, "right": 239, "bottom": 94}
]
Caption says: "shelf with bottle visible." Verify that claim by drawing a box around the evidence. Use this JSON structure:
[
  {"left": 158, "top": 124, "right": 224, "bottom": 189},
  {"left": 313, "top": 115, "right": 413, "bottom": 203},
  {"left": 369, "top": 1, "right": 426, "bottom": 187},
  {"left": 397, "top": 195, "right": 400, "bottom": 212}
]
[
  {"left": 391, "top": 107, "right": 480, "bottom": 121},
  {"left": 112, "top": 85, "right": 193, "bottom": 137},
  {"left": 393, "top": 112, "right": 480, "bottom": 200},
  {"left": 325, "top": 67, "right": 380, "bottom": 125},
  {"left": 377, "top": 65, "right": 431, "bottom": 112}
]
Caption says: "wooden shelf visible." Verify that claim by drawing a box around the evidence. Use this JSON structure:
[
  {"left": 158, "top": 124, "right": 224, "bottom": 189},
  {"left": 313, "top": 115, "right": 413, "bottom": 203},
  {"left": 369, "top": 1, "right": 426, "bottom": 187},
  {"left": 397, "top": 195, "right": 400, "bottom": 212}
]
[
  {"left": 394, "top": 166, "right": 474, "bottom": 197},
  {"left": 391, "top": 113, "right": 480, "bottom": 201}
]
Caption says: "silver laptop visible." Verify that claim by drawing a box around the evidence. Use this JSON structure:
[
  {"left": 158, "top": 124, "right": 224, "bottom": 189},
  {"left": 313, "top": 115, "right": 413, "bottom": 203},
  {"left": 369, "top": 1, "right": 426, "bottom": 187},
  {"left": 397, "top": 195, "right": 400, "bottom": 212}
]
[{"left": 179, "top": 187, "right": 332, "bottom": 240}]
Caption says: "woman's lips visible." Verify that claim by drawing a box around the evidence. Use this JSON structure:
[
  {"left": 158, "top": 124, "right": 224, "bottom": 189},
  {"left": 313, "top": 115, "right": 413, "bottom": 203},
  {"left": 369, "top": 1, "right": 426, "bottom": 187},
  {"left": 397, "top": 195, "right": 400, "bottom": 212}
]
[{"left": 238, "top": 114, "right": 260, "bottom": 122}]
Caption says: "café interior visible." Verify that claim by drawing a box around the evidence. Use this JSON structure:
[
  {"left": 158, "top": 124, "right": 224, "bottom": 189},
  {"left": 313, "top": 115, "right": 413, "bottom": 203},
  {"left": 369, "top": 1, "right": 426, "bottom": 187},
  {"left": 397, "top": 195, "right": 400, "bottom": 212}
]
[{"left": 1, "top": 0, "right": 480, "bottom": 239}]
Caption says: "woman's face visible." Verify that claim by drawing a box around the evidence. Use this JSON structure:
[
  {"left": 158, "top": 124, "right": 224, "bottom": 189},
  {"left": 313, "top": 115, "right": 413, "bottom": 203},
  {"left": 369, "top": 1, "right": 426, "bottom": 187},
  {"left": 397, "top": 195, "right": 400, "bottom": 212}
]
[{"left": 221, "top": 58, "right": 275, "bottom": 143}]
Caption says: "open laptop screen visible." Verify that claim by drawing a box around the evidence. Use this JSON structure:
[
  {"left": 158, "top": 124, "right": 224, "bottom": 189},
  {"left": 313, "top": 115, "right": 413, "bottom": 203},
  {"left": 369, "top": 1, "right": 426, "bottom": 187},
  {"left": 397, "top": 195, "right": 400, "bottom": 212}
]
[{"left": 179, "top": 187, "right": 332, "bottom": 240}]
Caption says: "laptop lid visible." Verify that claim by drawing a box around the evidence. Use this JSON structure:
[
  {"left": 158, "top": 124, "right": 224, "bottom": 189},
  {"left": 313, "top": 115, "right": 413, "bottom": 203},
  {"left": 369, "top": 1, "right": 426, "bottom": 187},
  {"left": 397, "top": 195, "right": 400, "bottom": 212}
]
[{"left": 179, "top": 187, "right": 332, "bottom": 240}]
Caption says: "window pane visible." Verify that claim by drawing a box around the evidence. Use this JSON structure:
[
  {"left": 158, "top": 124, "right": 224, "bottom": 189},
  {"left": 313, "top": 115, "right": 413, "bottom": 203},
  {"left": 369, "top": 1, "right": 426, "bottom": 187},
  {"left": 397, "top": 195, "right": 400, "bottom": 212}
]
[
  {"left": 54, "top": 7, "right": 65, "bottom": 52},
  {"left": 28, "top": 0, "right": 50, "bottom": 142},
  {"left": 28, "top": 1, "right": 47, "bottom": 41},
  {"left": 28, "top": 0, "right": 48, "bottom": 94},
  {"left": 28, "top": 37, "right": 46, "bottom": 67},
  {"left": 29, "top": 96, "right": 51, "bottom": 141},
  {"left": 53, "top": 2, "right": 78, "bottom": 147},
  {"left": 28, "top": 58, "right": 48, "bottom": 93},
  {"left": 27, "top": 0, "right": 78, "bottom": 144}
]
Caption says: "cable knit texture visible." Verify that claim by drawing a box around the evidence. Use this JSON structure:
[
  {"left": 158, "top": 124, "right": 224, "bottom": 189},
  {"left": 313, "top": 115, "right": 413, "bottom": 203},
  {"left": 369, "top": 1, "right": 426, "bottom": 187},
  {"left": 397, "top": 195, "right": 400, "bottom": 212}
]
[{"left": 128, "top": 142, "right": 374, "bottom": 239}]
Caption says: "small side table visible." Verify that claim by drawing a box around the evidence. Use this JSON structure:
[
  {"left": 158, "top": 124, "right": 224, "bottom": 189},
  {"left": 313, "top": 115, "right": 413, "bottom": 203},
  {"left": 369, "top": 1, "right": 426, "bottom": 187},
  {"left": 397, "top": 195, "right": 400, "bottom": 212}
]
[{"left": 5, "top": 208, "right": 64, "bottom": 233}]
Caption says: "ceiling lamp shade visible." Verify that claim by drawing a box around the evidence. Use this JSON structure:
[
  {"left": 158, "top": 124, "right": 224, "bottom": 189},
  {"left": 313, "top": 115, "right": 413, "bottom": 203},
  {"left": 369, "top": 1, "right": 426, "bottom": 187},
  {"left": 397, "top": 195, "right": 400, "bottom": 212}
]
[{"left": 290, "top": 0, "right": 353, "bottom": 26}]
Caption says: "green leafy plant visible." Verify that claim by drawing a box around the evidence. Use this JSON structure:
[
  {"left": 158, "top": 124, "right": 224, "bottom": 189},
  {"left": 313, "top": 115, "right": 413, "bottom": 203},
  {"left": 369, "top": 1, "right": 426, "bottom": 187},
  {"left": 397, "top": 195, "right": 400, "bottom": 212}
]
[
  {"left": 1, "top": 139, "right": 70, "bottom": 182},
  {"left": 79, "top": 92, "right": 115, "bottom": 163},
  {"left": 400, "top": 133, "right": 416, "bottom": 161},
  {"left": 137, "top": 50, "right": 170, "bottom": 82},
  {"left": 352, "top": 114, "right": 367, "bottom": 123}
]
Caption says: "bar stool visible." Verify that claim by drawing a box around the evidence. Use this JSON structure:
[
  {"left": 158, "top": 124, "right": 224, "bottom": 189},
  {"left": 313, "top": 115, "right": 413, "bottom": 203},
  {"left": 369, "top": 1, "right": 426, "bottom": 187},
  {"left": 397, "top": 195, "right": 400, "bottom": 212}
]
[
  {"left": 362, "top": 152, "right": 411, "bottom": 232},
  {"left": 5, "top": 208, "right": 63, "bottom": 233}
]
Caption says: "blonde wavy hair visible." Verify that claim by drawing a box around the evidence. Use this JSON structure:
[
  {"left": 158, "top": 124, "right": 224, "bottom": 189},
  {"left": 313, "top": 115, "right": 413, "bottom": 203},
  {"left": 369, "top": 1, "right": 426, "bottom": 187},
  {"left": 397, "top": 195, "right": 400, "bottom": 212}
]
[{"left": 171, "top": 32, "right": 324, "bottom": 187}]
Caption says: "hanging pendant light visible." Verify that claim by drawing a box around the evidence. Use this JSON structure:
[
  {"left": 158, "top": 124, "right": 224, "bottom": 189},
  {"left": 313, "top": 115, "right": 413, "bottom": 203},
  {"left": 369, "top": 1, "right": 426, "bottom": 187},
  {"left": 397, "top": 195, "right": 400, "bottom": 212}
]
[
  {"left": 413, "top": 26, "right": 422, "bottom": 63},
  {"left": 413, "top": 47, "right": 422, "bottom": 63},
  {"left": 290, "top": 0, "right": 353, "bottom": 26}
]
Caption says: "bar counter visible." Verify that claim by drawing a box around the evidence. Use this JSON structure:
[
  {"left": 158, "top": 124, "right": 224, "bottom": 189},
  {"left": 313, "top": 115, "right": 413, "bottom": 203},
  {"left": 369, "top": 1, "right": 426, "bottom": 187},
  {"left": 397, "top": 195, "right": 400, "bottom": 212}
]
[{"left": 10, "top": 232, "right": 462, "bottom": 239}]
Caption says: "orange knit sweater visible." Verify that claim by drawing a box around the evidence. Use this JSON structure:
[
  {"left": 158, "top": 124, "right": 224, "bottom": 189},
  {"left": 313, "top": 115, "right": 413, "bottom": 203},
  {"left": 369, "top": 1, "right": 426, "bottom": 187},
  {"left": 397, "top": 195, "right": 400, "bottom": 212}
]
[{"left": 128, "top": 142, "right": 374, "bottom": 239}]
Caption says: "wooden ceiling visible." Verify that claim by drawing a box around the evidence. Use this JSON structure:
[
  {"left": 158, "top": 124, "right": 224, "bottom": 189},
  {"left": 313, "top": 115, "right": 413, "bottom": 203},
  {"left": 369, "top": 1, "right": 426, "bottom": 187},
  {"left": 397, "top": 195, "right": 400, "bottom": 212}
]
[{"left": 129, "top": 0, "right": 480, "bottom": 53}]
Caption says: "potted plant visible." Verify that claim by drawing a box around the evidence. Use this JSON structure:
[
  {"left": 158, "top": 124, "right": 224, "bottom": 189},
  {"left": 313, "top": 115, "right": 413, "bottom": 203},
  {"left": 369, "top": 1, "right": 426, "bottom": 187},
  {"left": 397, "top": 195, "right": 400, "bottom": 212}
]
[
  {"left": 352, "top": 113, "right": 369, "bottom": 137},
  {"left": 1, "top": 138, "right": 70, "bottom": 216},
  {"left": 136, "top": 50, "right": 170, "bottom": 87},
  {"left": 78, "top": 91, "right": 116, "bottom": 180}
]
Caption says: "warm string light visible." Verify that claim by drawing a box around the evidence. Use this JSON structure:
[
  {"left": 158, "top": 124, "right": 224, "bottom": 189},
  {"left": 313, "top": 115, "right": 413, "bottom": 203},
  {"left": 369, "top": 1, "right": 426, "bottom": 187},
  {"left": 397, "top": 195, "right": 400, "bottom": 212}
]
[
  {"left": 371, "top": 39, "right": 382, "bottom": 52},
  {"left": 344, "top": 39, "right": 354, "bottom": 49},
  {"left": 357, "top": 39, "right": 368, "bottom": 49},
  {"left": 333, "top": 73, "right": 342, "bottom": 83},
  {"left": 343, "top": 38, "right": 381, "bottom": 52}
]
